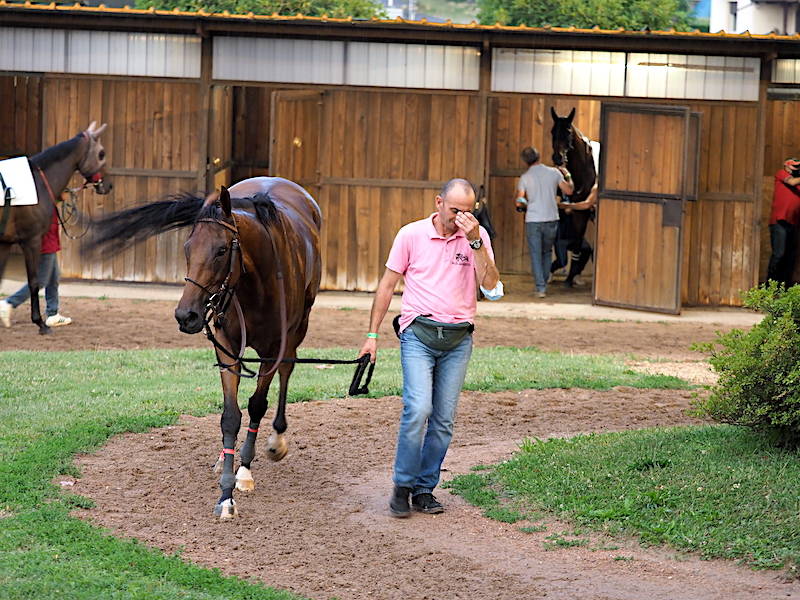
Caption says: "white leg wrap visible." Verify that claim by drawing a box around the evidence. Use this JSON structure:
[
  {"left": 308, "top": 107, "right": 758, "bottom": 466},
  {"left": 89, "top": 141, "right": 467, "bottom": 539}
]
[
  {"left": 235, "top": 465, "right": 255, "bottom": 492},
  {"left": 214, "top": 498, "right": 238, "bottom": 520}
]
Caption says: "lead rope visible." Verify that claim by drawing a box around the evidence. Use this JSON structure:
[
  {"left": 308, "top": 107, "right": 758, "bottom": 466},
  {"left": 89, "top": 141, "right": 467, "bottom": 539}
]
[{"left": 199, "top": 215, "right": 374, "bottom": 394}]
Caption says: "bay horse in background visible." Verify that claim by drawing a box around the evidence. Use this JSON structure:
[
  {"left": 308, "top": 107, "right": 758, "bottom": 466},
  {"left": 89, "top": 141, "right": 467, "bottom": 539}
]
[
  {"left": 550, "top": 107, "right": 597, "bottom": 287},
  {"left": 84, "top": 177, "right": 321, "bottom": 520},
  {"left": 0, "top": 122, "right": 112, "bottom": 334}
]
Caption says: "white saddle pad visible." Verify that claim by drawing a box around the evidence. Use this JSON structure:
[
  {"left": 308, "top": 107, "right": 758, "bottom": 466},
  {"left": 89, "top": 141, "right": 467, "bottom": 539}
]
[{"left": 0, "top": 157, "right": 38, "bottom": 207}]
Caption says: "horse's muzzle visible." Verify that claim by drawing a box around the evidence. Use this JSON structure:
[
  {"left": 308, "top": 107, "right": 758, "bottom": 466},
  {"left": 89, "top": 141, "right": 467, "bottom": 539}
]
[
  {"left": 552, "top": 153, "right": 564, "bottom": 166},
  {"left": 175, "top": 307, "right": 203, "bottom": 334},
  {"left": 94, "top": 179, "right": 113, "bottom": 195}
]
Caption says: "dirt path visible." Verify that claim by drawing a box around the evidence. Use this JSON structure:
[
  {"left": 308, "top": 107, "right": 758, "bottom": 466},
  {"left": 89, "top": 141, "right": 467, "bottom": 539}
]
[{"left": 71, "top": 388, "right": 798, "bottom": 600}]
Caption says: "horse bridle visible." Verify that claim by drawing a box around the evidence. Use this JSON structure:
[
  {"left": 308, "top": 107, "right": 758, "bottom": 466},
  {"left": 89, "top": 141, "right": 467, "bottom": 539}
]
[
  {"left": 76, "top": 131, "right": 108, "bottom": 189},
  {"left": 184, "top": 216, "right": 245, "bottom": 322},
  {"left": 183, "top": 212, "right": 375, "bottom": 393},
  {"left": 185, "top": 213, "right": 290, "bottom": 381}
]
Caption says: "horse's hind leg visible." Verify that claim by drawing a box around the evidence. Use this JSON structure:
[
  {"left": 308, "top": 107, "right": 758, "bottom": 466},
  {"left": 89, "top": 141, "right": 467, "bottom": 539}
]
[
  {"left": 214, "top": 360, "right": 243, "bottom": 520},
  {"left": 266, "top": 361, "right": 294, "bottom": 462},
  {"left": 0, "top": 243, "right": 10, "bottom": 281},
  {"left": 19, "top": 240, "right": 48, "bottom": 334},
  {"left": 236, "top": 366, "right": 277, "bottom": 492}
]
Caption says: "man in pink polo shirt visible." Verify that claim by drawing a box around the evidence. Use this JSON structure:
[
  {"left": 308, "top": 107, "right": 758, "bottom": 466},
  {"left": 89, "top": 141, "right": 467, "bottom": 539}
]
[{"left": 358, "top": 178, "right": 501, "bottom": 518}]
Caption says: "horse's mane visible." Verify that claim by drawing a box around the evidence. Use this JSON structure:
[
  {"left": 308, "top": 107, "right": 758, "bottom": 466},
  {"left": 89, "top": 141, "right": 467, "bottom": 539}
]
[
  {"left": 30, "top": 134, "right": 83, "bottom": 169},
  {"left": 83, "top": 191, "right": 280, "bottom": 258}
]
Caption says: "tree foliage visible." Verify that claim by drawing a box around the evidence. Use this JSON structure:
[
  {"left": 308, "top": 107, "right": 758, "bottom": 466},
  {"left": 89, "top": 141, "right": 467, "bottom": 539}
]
[
  {"left": 136, "top": 0, "right": 386, "bottom": 19},
  {"left": 477, "top": 0, "right": 693, "bottom": 31}
]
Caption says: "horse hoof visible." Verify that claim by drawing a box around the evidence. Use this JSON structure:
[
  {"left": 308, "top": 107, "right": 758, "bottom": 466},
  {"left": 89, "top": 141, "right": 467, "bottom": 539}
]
[
  {"left": 213, "top": 498, "right": 238, "bottom": 520},
  {"left": 39, "top": 326, "right": 52, "bottom": 335},
  {"left": 235, "top": 466, "right": 255, "bottom": 491},
  {"left": 266, "top": 431, "right": 288, "bottom": 462}
]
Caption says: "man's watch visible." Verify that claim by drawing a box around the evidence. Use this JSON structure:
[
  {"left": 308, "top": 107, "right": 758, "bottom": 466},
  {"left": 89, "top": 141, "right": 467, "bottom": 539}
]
[{"left": 469, "top": 238, "right": 483, "bottom": 250}]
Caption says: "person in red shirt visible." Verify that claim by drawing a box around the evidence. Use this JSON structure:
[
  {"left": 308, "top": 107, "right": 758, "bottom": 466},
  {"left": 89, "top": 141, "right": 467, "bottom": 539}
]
[
  {"left": 768, "top": 158, "right": 800, "bottom": 287},
  {"left": 0, "top": 205, "right": 71, "bottom": 328}
]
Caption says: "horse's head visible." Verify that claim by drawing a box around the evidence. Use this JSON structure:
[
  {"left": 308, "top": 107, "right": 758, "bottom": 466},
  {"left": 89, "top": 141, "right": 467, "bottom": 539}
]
[
  {"left": 550, "top": 107, "right": 576, "bottom": 167},
  {"left": 175, "top": 187, "right": 242, "bottom": 334},
  {"left": 78, "top": 121, "right": 112, "bottom": 195}
]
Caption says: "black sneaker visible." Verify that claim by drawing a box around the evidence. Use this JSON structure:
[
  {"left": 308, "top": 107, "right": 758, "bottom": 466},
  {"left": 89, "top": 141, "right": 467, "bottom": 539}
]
[
  {"left": 411, "top": 493, "right": 444, "bottom": 514},
  {"left": 389, "top": 485, "right": 412, "bottom": 518}
]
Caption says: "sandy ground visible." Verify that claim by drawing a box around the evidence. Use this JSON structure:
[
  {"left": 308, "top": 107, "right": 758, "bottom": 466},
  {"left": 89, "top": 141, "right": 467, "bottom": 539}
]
[{"left": 5, "top": 297, "right": 795, "bottom": 599}]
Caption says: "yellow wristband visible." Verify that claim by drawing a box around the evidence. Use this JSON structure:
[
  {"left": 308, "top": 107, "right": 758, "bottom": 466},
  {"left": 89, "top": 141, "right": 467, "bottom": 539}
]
[{"left": 366, "top": 332, "right": 378, "bottom": 339}]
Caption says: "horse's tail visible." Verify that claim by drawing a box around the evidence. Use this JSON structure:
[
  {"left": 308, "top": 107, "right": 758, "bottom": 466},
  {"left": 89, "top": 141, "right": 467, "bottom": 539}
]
[{"left": 81, "top": 193, "right": 205, "bottom": 257}]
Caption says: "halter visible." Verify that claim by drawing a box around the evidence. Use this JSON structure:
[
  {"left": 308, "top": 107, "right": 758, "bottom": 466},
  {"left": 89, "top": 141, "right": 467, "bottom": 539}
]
[
  {"left": 76, "top": 131, "right": 107, "bottom": 187},
  {"left": 184, "top": 210, "right": 375, "bottom": 393},
  {"left": 184, "top": 215, "right": 245, "bottom": 322},
  {"left": 185, "top": 212, "right": 289, "bottom": 381}
]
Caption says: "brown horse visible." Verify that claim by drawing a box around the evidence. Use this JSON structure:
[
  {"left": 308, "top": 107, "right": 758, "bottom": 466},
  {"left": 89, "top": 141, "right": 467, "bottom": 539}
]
[
  {"left": 0, "top": 122, "right": 112, "bottom": 333},
  {"left": 550, "top": 107, "right": 596, "bottom": 286},
  {"left": 84, "top": 177, "right": 321, "bottom": 519}
]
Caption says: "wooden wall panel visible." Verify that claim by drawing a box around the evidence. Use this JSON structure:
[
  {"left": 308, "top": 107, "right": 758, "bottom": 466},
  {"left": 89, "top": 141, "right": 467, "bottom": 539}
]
[
  {"left": 0, "top": 74, "right": 42, "bottom": 158},
  {"left": 321, "top": 90, "right": 482, "bottom": 183},
  {"left": 681, "top": 102, "right": 759, "bottom": 305},
  {"left": 44, "top": 78, "right": 202, "bottom": 173},
  {"left": 42, "top": 77, "right": 203, "bottom": 283},
  {"left": 231, "top": 86, "right": 274, "bottom": 182},
  {"left": 595, "top": 198, "right": 680, "bottom": 311},
  {"left": 317, "top": 184, "right": 437, "bottom": 291}
]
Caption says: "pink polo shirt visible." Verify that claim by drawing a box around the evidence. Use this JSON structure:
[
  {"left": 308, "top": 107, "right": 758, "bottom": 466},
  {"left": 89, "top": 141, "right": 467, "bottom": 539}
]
[{"left": 386, "top": 213, "right": 495, "bottom": 332}]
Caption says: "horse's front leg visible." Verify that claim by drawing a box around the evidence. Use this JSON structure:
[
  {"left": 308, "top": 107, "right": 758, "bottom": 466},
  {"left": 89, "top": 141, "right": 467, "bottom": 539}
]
[
  {"left": 267, "top": 361, "right": 295, "bottom": 462},
  {"left": 235, "top": 363, "right": 277, "bottom": 492},
  {"left": 19, "top": 241, "right": 48, "bottom": 334},
  {"left": 213, "top": 357, "right": 242, "bottom": 520}
]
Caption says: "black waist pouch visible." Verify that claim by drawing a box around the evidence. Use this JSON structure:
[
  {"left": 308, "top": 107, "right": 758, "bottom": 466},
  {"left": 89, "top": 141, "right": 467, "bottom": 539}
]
[{"left": 409, "top": 316, "right": 473, "bottom": 351}]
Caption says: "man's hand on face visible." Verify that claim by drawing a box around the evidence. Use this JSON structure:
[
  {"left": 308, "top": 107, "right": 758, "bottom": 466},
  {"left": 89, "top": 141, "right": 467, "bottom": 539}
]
[{"left": 454, "top": 210, "right": 480, "bottom": 241}]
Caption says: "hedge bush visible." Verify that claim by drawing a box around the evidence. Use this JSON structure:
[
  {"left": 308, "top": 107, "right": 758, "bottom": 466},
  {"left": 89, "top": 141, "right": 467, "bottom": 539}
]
[{"left": 694, "top": 282, "right": 800, "bottom": 448}]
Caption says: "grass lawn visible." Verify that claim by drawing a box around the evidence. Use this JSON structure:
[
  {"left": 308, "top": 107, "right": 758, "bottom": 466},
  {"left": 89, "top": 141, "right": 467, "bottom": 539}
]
[
  {"left": 0, "top": 346, "right": 686, "bottom": 599},
  {"left": 446, "top": 425, "right": 800, "bottom": 576}
]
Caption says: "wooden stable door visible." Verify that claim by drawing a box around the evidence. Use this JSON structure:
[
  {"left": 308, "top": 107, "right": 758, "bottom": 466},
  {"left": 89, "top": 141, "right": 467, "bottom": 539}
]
[
  {"left": 269, "top": 90, "right": 323, "bottom": 193},
  {"left": 208, "top": 85, "right": 234, "bottom": 191},
  {"left": 594, "top": 104, "right": 695, "bottom": 314}
]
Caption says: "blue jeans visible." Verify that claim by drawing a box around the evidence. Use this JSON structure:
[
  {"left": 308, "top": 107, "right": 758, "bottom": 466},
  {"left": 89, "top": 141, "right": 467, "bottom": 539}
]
[
  {"left": 526, "top": 221, "right": 559, "bottom": 292},
  {"left": 394, "top": 327, "right": 473, "bottom": 495},
  {"left": 6, "top": 252, "right": 60, "bottom": 317}
]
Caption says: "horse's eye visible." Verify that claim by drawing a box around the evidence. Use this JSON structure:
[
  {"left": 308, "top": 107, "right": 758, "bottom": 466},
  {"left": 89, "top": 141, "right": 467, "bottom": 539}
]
[
  {"left": 216, "top": 246, "right": 227, "bottom": 257},
  {"left": 98, "top": 150, "right": 105, "bottom": 160}
]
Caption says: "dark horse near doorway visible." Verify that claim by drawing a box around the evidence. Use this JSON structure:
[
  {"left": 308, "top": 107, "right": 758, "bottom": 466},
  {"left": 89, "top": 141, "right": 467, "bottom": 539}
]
[
  {"left": 551, "top": 107, "right": 597, "bottom": 286},
  {"left": 0, "top": 122, "right": 112, "bottom": 333},
  {"left": 84, "top": 177, "right": 321, "bottom": 519}
]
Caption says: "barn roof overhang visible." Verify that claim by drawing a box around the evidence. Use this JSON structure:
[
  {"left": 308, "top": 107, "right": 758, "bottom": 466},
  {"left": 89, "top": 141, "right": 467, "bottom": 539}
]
[{"left": 2, "top": 1, "right": 800, "bottom": 58}]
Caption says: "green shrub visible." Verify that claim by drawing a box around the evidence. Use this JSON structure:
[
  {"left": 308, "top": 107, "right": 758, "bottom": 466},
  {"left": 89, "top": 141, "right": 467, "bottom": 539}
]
[{"left": 693, "top": 282, "right": 800, "bottom": 448}]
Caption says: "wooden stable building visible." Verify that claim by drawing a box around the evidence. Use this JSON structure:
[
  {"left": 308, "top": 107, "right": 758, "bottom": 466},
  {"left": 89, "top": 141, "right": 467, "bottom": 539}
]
[{"left": 3, "top": 3, "right": 800, "bottom": 312}]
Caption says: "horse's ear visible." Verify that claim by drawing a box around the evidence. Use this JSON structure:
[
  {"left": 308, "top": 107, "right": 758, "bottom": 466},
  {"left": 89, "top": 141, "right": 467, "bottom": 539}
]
[
  {"left": 86, "top": 121, "right": 97, "bottom": 134},
  {"left": 91, "top": 123, "right": 108, "bottom": 138},
  {"left": 567, "top": 107, "right": 576, "bottom": 123},
  {"left": 550, "top": 106, "right": 559, "bottom": 121},
  {"left": 219, "top": 186, "right": 232, "bottom": 218}
]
